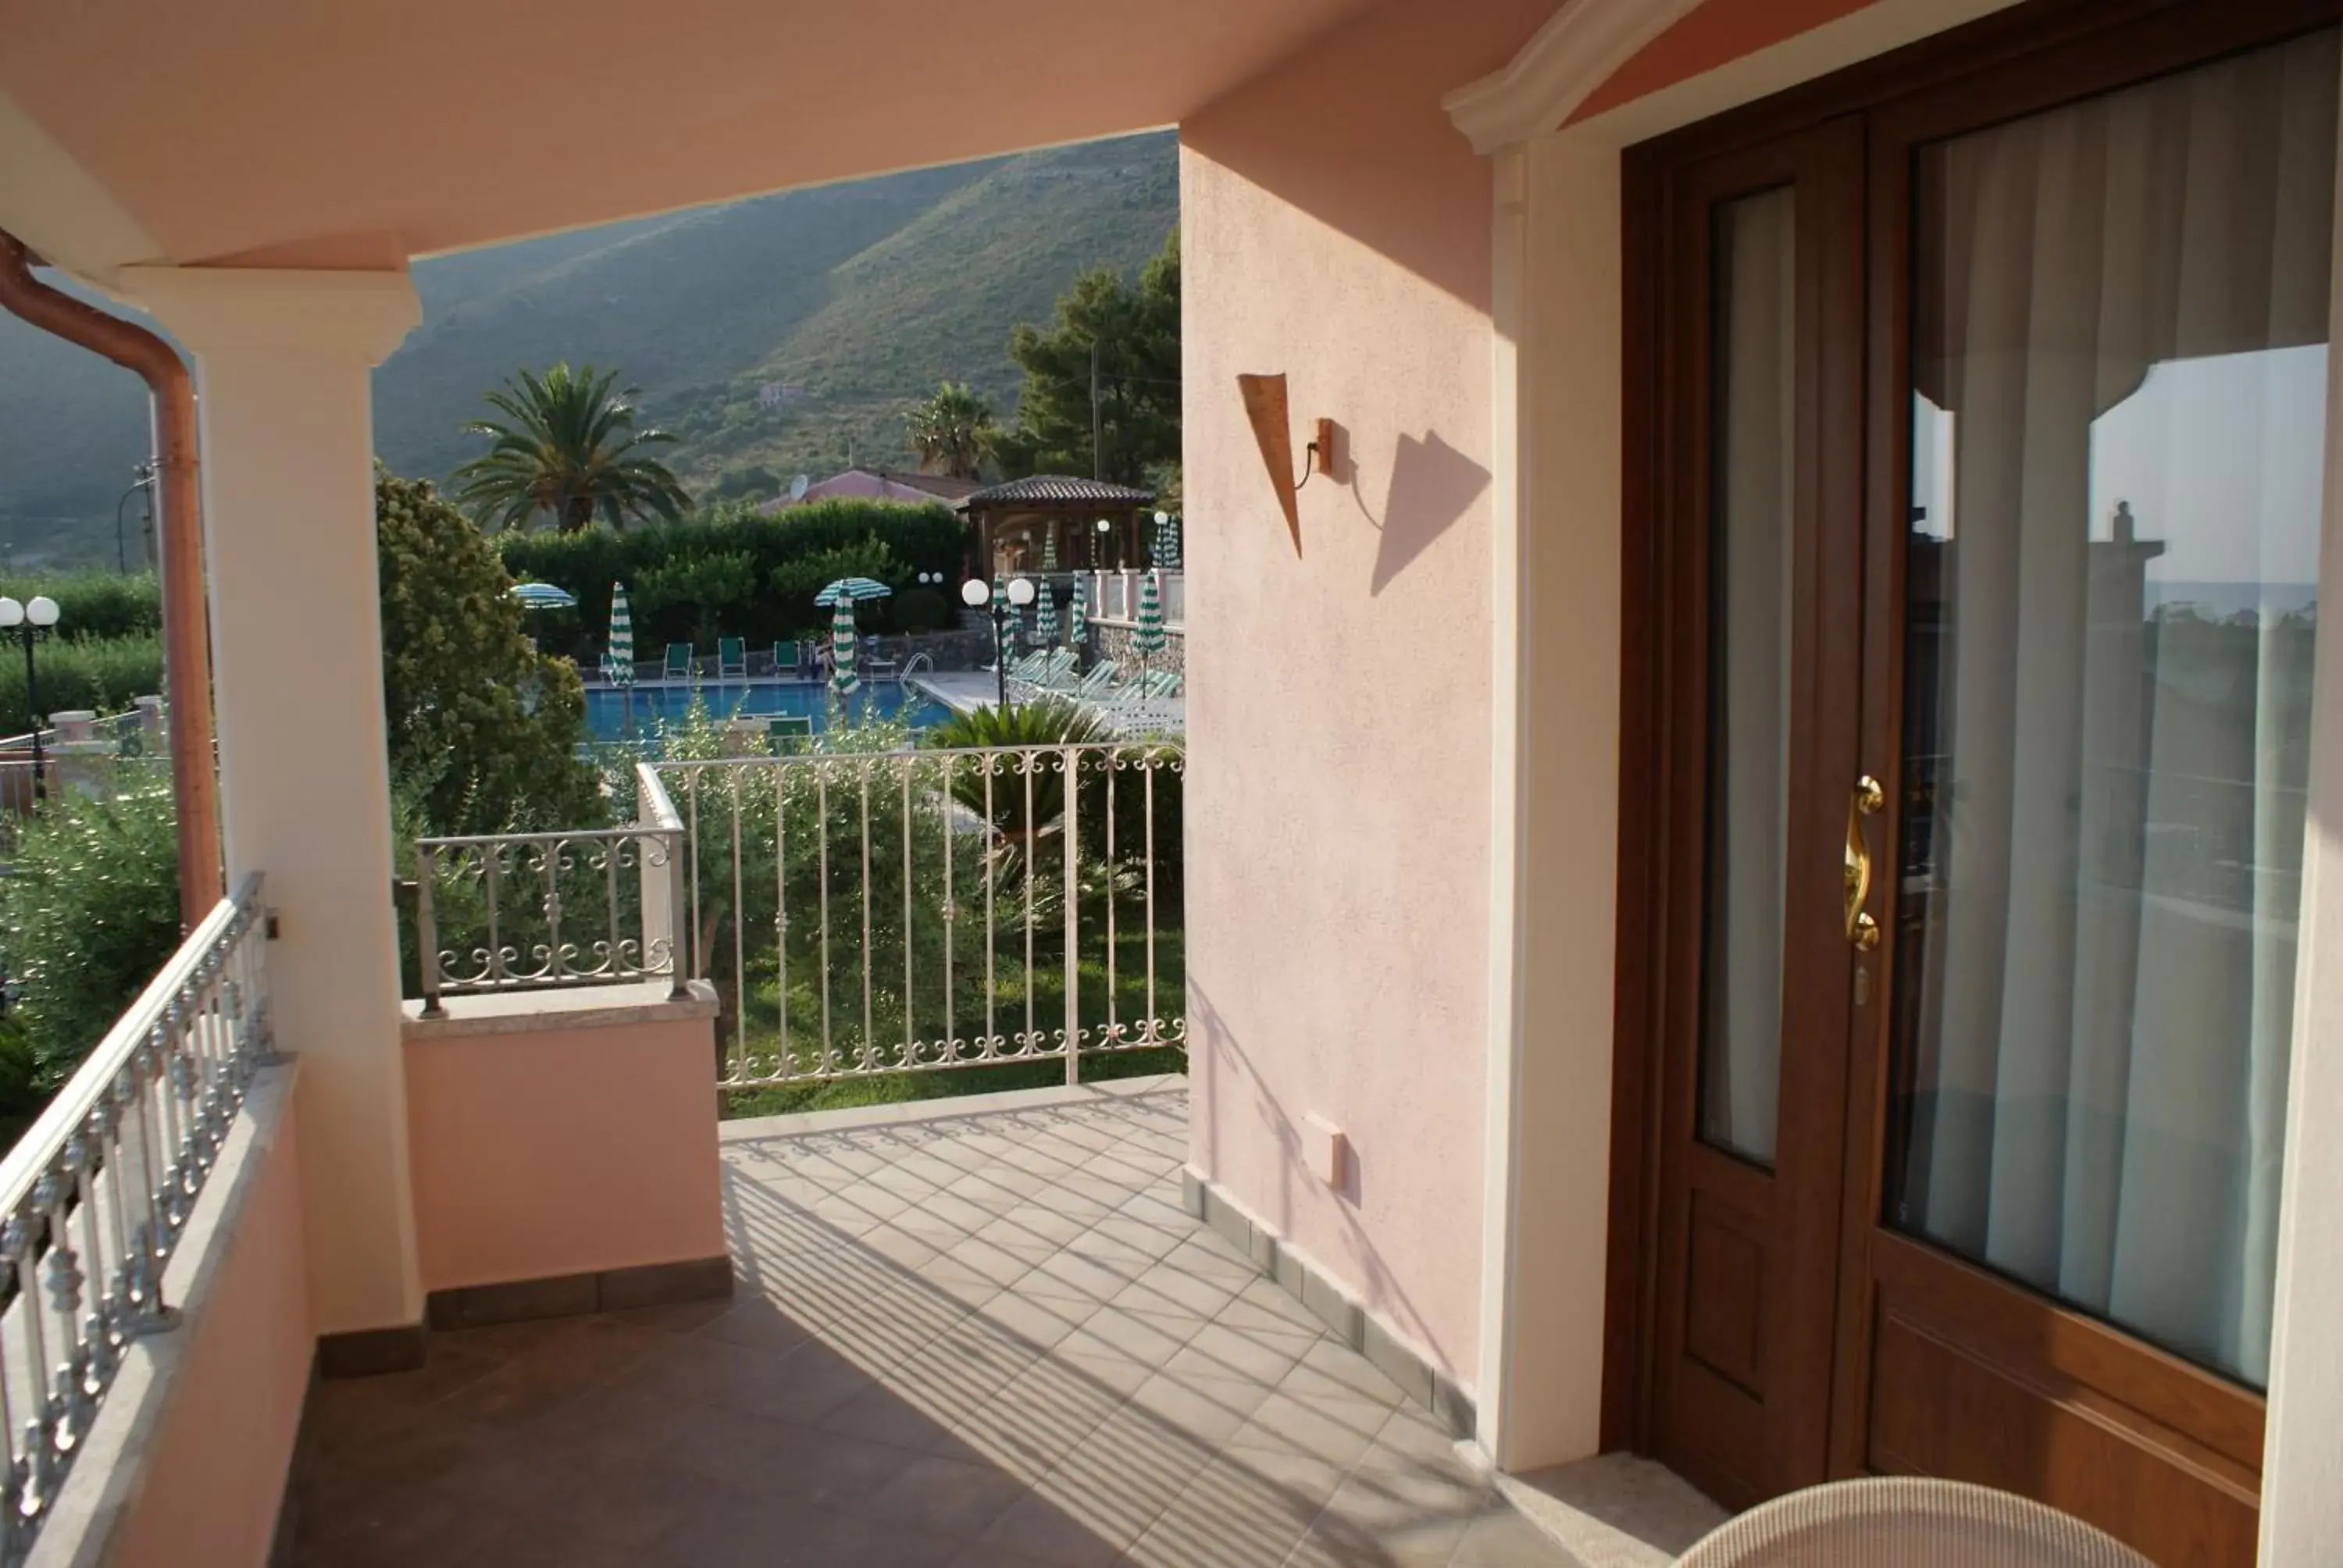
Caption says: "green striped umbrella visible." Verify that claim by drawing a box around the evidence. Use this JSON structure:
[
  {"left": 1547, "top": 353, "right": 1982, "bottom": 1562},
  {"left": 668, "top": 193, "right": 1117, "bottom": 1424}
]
[
  {"left": 993, "top": 579, "right": 1022, "bottom": 650},
  {"left": 1042, "top": 529, "right": 1058, "bottom": 572},
  {"left": 1162, "top": 515, "right": 1182, "bottom": 570},
  {"left": 1068, "top": 578, "right": 1088, "bottom": 653},
  {"left": 1135, "top": 572, "right": 1167, "bottom": 656},
  {"left": 814, "top": 577, "right": 893, "bottom": 607},
  {"left": 605, "top": 583, "right": 635, "bottom": 686},
  {"left": 829, "top": 597, "right": 860, "bottom": 697},
  {"left": 1035, "top": 583, "right": 1058, "bottom": 647}
]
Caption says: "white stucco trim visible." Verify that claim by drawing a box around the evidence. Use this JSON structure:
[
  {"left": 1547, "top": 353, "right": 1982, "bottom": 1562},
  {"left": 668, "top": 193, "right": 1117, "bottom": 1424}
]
[
  {"left": 0, "top": 88, "right": 162, "bottom": 287},
  {"left": 1475, "top": 143, "right": 1533, "bottom": 1464},
  {"left": 118, "top": 265, "right": 419, "bottom": 358},
  {"left": 1463, "top": 0, "right": 2056, "bottom": 1478},
  {"left": 1439, "top": 0, "right": 1705, "bottom": 155}
]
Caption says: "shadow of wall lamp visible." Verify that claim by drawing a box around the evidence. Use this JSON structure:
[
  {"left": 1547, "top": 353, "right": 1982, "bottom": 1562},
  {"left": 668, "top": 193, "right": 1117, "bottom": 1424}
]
[{"left": 1236, "top": 373, "right": 1333, "bottom": 558}]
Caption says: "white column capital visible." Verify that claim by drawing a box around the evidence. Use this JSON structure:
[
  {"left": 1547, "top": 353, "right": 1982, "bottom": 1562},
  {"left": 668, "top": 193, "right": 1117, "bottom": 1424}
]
[{"left": 118, "top": 264, "right": 419, "bottom": 364}]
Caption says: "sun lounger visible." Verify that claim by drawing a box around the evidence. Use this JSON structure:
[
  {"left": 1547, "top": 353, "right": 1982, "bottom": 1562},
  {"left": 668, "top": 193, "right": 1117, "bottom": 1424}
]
[
  {"left": 664, "top": 643, "right": 693, "bottom": 680},
  {"left": 718, "top": 637, "right": 747, "bottom": 679},
  {"left": 1014, "top": 650, "right": 1079, "bottom": 692}
]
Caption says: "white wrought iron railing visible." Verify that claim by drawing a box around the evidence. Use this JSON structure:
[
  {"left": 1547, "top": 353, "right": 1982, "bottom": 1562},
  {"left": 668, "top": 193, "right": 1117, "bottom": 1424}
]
[
  {"left": 411, "top": 782, "right": 687, "bottom": 1014},
  {"left": 652, "top": 741, "right": 1185, "bottom": 1088},
  {"left": 0, "top": 875, "right": 271, "bottom": 1562}
]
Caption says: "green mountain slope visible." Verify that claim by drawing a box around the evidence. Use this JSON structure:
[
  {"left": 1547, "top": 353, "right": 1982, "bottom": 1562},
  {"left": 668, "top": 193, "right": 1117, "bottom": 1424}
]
[{"left": 0, "top": 131, "right": 1175, "bottom": 565}]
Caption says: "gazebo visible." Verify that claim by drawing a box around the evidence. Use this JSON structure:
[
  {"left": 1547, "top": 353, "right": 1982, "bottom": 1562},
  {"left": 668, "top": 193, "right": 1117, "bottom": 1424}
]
[{"left": 958, "top": 474, "right": 1155, "bottom": 578}]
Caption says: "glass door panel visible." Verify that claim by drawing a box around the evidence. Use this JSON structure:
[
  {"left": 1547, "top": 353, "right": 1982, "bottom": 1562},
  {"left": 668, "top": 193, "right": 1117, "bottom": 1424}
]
[
  {"left": 1701, "top": 187, "right": 1799, "bottom": 1168},
  {"left": 1886, "top": 27, "right": 2338, "bottom": 1387}
]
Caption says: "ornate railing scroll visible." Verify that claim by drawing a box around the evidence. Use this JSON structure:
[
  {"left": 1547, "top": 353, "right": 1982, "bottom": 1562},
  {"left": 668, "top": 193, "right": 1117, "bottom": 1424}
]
[{"left": 412, "top": 780, "right": 686, "bottom": 1014}]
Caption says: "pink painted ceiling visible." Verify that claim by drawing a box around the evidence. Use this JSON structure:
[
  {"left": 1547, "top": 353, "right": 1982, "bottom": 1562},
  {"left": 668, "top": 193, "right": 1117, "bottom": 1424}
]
[{"left": 0, "top": 0, "right": 1377, "bottom": 269}]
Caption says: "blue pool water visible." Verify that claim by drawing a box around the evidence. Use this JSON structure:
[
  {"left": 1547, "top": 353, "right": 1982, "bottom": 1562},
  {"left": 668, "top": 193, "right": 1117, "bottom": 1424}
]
[{"left": 584, "top": 680, "right": 952, "bottom": 741}]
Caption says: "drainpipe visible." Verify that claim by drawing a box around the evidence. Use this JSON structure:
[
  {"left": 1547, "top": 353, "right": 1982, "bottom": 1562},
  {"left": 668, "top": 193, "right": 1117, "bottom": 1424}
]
[{"left": 0, "top": 232, "right": 223, "bottom": 929}]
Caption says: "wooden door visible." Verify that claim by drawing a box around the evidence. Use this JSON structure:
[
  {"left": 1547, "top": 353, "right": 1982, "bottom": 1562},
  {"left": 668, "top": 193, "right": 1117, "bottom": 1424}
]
[
  {"left": 1641, "top": 116, "right": 1867, "bottom": 1510},
  {"left": 1821, "top": 14, "right": 2337, "bottom": 1561},
  {"left": 1623, "top": 1, "right": 2341, "bottom": 1559}
]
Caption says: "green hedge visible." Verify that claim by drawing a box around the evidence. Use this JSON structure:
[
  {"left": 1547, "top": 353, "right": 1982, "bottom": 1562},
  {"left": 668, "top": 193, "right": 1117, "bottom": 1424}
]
[
  {"left": 0, "top": 635, "right": 165, "bottom": 737},
  {"left": 10, "top": 571, "right": 166, "bottom": 642},
  {"left": 495, "top": 499, "right": 968, "bottom": 662}
]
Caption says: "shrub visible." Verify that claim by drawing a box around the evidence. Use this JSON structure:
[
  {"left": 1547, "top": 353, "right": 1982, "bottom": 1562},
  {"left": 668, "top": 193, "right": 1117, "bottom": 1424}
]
[
  {"left": 892, "top": 586, "right": 953, "bottom": 633},
  {"left": 377, "top": 468, "right": 604, "bottom": 836},
  {"left": 496, "top": 498, "right": 968, "bottom": 658},
  {"left": 767, "top": 541, "right": 907, "bottom": 631},
  {"left": 0, "top": 768, "right": 180, "bottom": 1086},
  {"left": 635, "top": 551, "right": 758, "bottom": 650},
  {"left": 920, "top": 700, "right": 1182, "bottom": 893},
  {"left": 0, "top": 634, "right": 166, "bottom": 737},
  {"left": 10, "top": 571, "right": 164, "bottom": 642}
]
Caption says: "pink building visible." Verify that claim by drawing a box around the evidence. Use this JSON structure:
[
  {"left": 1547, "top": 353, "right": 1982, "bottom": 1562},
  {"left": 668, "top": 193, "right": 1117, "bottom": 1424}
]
[
  {"left": 758, "top": 466, "right": 985, "bottom": 511},
  {"left": 1, "top": 0, "right": 2338, "bottom": 1562}
]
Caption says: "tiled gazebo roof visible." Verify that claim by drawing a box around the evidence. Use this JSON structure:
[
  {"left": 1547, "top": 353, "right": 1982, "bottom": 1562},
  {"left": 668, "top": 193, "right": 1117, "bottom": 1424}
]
[{"left": 960, "top": 474, "right": 1156, "bottom": 508}]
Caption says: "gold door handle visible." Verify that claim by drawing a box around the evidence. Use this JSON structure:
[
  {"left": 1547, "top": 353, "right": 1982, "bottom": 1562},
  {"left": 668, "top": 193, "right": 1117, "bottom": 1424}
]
[{"left": 1845, "top": 775, "right": 1884, "bottom": 952}]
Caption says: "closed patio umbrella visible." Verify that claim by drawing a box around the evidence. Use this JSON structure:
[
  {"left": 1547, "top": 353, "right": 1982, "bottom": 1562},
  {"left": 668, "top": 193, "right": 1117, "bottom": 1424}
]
[
  {"left": 829, "top": 597, "right": 860, "bottom": 697},
  {"left": 993, "top": 579, "right": 1022, "bottom": 650},
  {"left": 1135, "top": 572, "right": 1166, "bottom": 657},
  {"left": 1134, "top": 571, "right": 1166, "bottom": 687},
  {"left": 1035, "top": 582, "right": 1058, "bottom": 647},
  {"left": 1068, "top": 578, "right": 1088, "bottom": 655},
  {"left": 607, "top": 581, "right": 636, "bottom": 736},
  {"left": 605, "top": 583, "right": 635, "bottom": 686}
]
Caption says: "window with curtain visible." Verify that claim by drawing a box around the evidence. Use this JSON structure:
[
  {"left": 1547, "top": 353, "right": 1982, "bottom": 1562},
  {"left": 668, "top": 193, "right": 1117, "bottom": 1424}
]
[
  {"left": 1888, "top": 27, "right": 2338, "bottom": 1387},
  {"left": 1701, "top": 186, "right": 1798, "bottom": 1167}
]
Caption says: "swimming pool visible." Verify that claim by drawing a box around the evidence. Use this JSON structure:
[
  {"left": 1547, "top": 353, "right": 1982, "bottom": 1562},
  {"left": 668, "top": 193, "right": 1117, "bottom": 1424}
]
[{"left": 583, "top": 680, "right": 953, "bottom": 741}]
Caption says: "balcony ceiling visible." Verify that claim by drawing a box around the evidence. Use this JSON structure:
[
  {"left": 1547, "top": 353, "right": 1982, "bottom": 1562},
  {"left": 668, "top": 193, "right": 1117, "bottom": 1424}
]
[{"left": 0, "top": 0, "right": 1376, "bottom": 280}]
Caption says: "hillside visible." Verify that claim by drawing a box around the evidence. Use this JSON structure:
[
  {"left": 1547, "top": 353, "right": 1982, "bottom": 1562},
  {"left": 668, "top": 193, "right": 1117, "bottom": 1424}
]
[{"left": 0, "top": 131, "right": 1177, "bottom": 565}]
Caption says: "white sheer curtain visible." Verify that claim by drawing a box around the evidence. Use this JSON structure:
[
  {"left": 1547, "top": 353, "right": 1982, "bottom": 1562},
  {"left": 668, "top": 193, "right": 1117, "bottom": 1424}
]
[
  {"left": 1899, "top": 27, "right": 2337, "bottom": 1385},
  {"left": 1703, "top": 187, "right": 1798, "bottom": 1166}
]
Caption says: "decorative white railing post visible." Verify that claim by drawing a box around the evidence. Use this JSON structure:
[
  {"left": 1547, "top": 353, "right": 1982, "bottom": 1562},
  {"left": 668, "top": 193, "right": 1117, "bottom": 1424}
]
[
  {"left": 1063, "top": 744, "right": 1081, "bottom": 1087},
  {"left": 413, "top": 843, "right": 444, "bottom": 1016}
]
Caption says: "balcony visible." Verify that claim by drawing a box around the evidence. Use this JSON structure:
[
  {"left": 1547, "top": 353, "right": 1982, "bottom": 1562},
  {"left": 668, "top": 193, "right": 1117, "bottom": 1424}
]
[
  {"left": 7, "top": 741, "right": 1719, "bottom": 1568},
  {"left": 283, "top": 1081, "right": 1631, "bottom": 1568}
]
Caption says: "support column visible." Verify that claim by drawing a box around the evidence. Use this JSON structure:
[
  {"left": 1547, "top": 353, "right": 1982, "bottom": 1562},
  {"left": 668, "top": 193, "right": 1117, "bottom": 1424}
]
[{"left": 122, "top": 266, "right": 423, "bottom": 1345}]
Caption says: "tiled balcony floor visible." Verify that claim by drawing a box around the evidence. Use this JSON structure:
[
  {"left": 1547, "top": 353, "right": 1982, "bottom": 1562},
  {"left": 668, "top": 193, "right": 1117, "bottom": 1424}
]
[{"left": 287, "top": 1078, "right": 1597, "bottom": 1567}]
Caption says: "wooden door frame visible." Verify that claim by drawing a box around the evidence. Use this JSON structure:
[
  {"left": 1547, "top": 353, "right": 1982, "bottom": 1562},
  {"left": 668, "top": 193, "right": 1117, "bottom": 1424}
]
[{"left": 1604, "top": 0, "right": 2343, "bottom": 1463}]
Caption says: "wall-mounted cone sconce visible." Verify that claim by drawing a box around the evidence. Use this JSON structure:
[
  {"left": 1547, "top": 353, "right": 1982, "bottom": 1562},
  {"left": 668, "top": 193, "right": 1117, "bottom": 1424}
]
[{"left": 1237, "top": 372, "right": 1332, "bottom": 558}]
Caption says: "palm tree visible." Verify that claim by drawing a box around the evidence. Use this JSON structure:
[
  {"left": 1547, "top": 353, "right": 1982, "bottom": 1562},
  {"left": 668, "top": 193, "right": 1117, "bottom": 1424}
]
[
  {"left": 452, "top": 363, "right": 692, "bottom": 533},
  {"left": 905, "top": 382, "right": 997, "bottom": 480}
]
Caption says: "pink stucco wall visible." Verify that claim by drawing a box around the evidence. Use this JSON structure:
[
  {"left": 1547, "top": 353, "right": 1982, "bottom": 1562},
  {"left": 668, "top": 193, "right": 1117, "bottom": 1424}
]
[
  {"left": 1179, "top": 0, "right": 1555, "bottom": 1388},
  {"left": 404, "top": 1004, "right": 724, "bottom": 1290},
  {"left": 106, "top": 1081, "right": 312, "bottom": 1568}
]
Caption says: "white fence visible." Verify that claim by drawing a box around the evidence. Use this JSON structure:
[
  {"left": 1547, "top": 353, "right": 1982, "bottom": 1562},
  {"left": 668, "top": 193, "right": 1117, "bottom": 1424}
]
[{"left": 651, "top": 743, "right": 1185, "bottom": 1088}]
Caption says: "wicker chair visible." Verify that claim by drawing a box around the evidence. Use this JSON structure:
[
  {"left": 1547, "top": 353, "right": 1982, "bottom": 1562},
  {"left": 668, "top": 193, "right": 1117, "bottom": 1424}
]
[{"left": 1674, "top": 1478, "right": 2156, "bottom": 1567}]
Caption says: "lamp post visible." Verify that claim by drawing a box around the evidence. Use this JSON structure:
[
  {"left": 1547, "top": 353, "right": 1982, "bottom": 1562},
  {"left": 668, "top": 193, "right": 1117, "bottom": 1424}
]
[
  {"left": 1094, "top": 515, "right": 1113, "bottom": 571},
  {"left": 115, "top": 462, "right": 156, "bottom": 576},
  {"left": 962, "top": 576, "right": 1036, "bottom": 709},
  {"left": 0, "top": 595, "right": 62, "bottom": 801}
]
